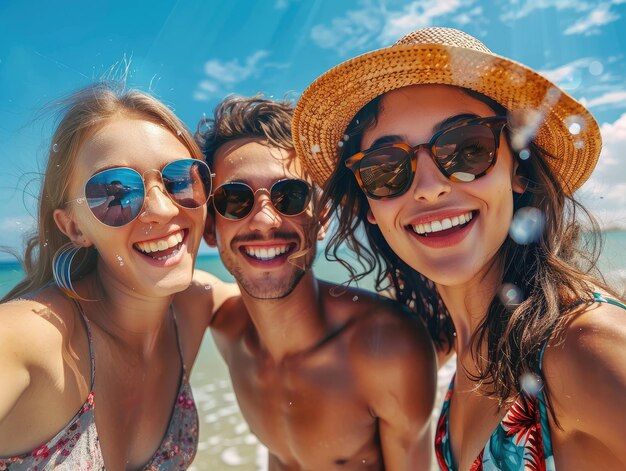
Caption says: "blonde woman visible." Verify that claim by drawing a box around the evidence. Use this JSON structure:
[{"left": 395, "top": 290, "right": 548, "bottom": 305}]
[{"left": 0, "top": 83, "right": 234, "bottom": 469}]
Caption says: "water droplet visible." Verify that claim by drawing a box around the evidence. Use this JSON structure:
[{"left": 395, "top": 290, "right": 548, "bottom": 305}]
[
  {"left": 520, "top": 372, "right": 543, "bottom": 396},
  {"left": 342, "top": 134, "right": 350, "bottom": 142},
  {"left": 509, "top": 207, "right": 545, "bottom": 245},
  {"left": 176, "top": 129, "right": 182, "bottom": 136},
  {"left": 288, "top": 401, "right": 293, "bottom": 406},
  {"left": 352, "top": 295, "right": 358, "bottom": 302},
  {"left": 116, "top": 254, "right": 124, "bottom": 266},
  {"left": 144, "top": 224, "right": 153, "bottom": 235},
  {"left": 498, "top": 282, "right": 523, "bottom": 309},
  {"left": 518, "top": 149, "right": 530, "bottom": 160},
  {"left": 310, "top": 144, "right": 321, "bottom": 154},
  {"left": 568, "top": 122, "right": 581, "bottom": 135},
  {"left": 588, "top": 60, "right": 603, "bottom": 76},
  {"left": 204, "top": 284, "right": 212, "bottom": 290},
  {"left": 362, "top": 459, "right": 367, "bottom": 464},
  {"left": 564, "top": 115, "right": 584, "bottom": 136},
  {"left": 574, "top": 139, "right": 584, "bottom": 150},
  {"left": 52, "top": 143, "right": 59, "bottom": 153},
  {"left": 337, "top": 141, "right": 344, "bottom": 148}
]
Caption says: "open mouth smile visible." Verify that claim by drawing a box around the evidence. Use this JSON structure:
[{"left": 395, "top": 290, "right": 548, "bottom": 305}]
[
  {"left": 134, "top": 229, "right": 186, "bottom": 261},
  {"left": 239, "top": 242, "right": 297, "bottom": 263},
  {"left": 410, "top": 211, "right": 475, "bottom": 236}
]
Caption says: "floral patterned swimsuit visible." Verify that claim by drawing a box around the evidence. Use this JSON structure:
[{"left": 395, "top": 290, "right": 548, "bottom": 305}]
[
  {"left": 435, "top": 294, "right": 626, "bottom": 471},
  {"left": 0, "top": 302, "right": 199, "bottom": 470}
]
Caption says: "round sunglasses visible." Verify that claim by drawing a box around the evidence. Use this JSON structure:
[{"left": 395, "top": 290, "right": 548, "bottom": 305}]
[
  {"left": 345, "top": 115, "right": 508, "bottom": 199},
  {"left": 212, "top": 178, "right": 312, "bottom": 220},
  {"left": 70, "top": 159, "right": 213, "bottom": 227}
]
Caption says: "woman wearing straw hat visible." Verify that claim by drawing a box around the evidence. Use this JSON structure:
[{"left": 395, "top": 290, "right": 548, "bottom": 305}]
[{"left": 293, "top": 27, "right": 626, "bottom": 470}]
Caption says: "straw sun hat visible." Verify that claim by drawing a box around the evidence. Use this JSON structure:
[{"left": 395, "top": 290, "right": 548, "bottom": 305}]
[{"left": 293, "top": 27, "right": 601, "bottom": 194}]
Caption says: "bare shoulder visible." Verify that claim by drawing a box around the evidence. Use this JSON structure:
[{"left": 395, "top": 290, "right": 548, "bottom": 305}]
[
  {"left": 320, "top": 282, "right": 437, "bottom": 426},
  {"left": 0, "top": 288, "right": 77, "bottom": 424},
  {"left": 0, "top": 287, "right": 77, "bottom": 361},
  {"left": 319, "top": 280, "right": 435, "bottom": 381},
  {"left": 174, "top": 269, "right": 240, "bottom": 326},
  {"left": 543, "top": 296, "right": 626, "bottom": 432}
]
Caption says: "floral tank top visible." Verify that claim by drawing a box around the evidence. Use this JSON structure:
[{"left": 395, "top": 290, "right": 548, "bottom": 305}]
[
  {"left": 0, "top": 303, "right": 199, "bottom": 470},
  {"left": 435, "top": 293, "right": 626, "bottom": 471}
]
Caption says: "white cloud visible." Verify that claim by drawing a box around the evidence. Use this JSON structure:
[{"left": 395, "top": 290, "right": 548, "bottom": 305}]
[
  {"left": 539, "top": 57, "right": 626, "bottom": 107},
  {"left": 500, "top": 0, "right": 622, "bottom": 36},
  {"left": 578, "top": 112, "right": 626, "bottom": 228},
  {"left": 539, "top": 57, "right": 595, "bottom": 87},
  {"left": 564, "top": 3, "right": 620, "bottom": 35},
  {"left": 501, "top": 0, "right": 591, "bottom": 22},
  {"left": 310, "top": 5, "right": 384, "bottom": 56},
  {"left": 310, "top": 0, "right": 482, "bottom": 56},
  {"left": 193, "top": 51, "right": 285, "bottom": 101},
  {"left": 580, "top": 90, "right": 626, "bottom": 109}
]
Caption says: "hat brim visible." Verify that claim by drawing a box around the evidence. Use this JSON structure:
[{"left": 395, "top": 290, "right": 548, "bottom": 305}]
[{"left": 293, "top": 43, "right": 601, "bottom": 194}]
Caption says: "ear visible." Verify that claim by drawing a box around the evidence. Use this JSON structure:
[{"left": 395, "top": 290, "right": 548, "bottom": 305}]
[
  {"left": 203, "top": 212, "right": 218, "bottom": 247},
  {"left": 53, "top": 208, "right": 93, "bottom": 247},
  {"left": 366, "top": 208, "right": 377, "bottom": 225},
  {"left": 512, "top": 159, "right": 528, "bottom": 194}
]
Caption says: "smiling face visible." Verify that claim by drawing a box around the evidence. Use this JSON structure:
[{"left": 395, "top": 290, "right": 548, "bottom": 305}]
[
  {"left": 361, "top": 84, "right": 524, "bottom": 288},
  {"left": 65, "top": 116, "right": 206, "bottom": 297},
  {"left": 208, "top": 138, "right": 316, "bottom": 299}
]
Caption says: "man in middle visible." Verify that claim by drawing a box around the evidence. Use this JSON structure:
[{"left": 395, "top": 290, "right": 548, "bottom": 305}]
[{"left": 194, "top": 96, "right": 437, "bottom": 470}]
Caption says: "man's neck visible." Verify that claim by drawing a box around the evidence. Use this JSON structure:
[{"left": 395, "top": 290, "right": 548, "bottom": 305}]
[{"left": 239, "top": 271, "right": 328, "bottom": 364}]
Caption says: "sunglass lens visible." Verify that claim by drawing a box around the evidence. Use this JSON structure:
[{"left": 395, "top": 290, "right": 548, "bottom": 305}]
[
  {"left": 271, "top": 179, "right": 311, "bottom": 216},
  {"left": 162, "top": 159, "right": 212, "bottom": 208},
  {"left": 85, "top": 168, "right": 145, "bottom": 227},
  {"left": 359, "top": 147, "right": 412, "bottom": 198},
  {"left": 213, "top": 183, "right": 254, "bottom": 220},
  {"left": 435, "top": 125, "right": 496, "bottom": 182}
]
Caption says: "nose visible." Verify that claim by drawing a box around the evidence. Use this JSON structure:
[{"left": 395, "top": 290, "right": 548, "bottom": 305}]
[
  {"left": 247, "top": 193, "right": 282, "bottom": 233},
  {"left": 138, "top": 184, "right": 179, "bottom": 224},
  {"left": 411, "top": 148, "right": 452, "bottom": 202}
]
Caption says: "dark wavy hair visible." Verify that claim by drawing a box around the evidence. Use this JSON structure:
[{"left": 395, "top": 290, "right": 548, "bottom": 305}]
[{"left": 320, "top": 87, "right": 622, "bottom": 422}]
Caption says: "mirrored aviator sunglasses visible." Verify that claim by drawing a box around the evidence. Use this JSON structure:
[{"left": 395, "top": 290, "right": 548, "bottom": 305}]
[
  {"left": 345, "top": 116, "right": 508, "bottom": 199},
  {"left": 212, "top": 178, "right": 312, "bottom": 220},
  {"left": 75, "top": 159, "right": 212, "bottom": 227}
]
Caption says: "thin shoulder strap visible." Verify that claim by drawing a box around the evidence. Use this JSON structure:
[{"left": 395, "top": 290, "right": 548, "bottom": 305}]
[
  {"left": 170, "top": 305, "right": 189, "bottom": 375},
  {"left": 71, "top": 299, "right": 96, "bottom": 389},
  {"left": 593, "top": 292, "right": 626, "bottom": 309}
]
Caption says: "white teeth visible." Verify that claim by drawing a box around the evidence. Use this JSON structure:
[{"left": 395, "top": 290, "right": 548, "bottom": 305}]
[
  {"left": 411, "top": 211, "right": 474, "bottom": 235},
  {"left": 244, "top": 245, "right": 289, "bottom": 261},
  {"left": 135, "top": 230, "right": 184, "bottom": 254}
]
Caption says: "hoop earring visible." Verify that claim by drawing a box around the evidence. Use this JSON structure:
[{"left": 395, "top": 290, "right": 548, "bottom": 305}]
[{"left": 52, "top": 242, "right": 86, "bottom": 300}]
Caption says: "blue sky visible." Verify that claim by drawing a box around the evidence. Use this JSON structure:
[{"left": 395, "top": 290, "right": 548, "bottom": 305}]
[{"left": 1, "top": 0, "right": 625, "bottom": 258}]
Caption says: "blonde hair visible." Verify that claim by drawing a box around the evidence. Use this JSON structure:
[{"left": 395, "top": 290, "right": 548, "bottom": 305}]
[{"left": 2, "top": 83, "right": 203, "bottom": 302}]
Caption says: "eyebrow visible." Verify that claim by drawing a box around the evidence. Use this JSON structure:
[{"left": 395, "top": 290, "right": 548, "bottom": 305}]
[{"left": 368, "top": 112, "right": 482, "bottom": 149}]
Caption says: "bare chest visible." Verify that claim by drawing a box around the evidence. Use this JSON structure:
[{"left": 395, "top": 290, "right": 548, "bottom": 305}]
[{"left": 227, "top": 352, "right": 383, "bottom": 470}]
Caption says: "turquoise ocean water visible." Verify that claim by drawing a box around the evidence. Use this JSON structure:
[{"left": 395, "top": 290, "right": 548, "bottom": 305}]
[{"left": 0, "top": 232, "right": 624, "bottom": 469}]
